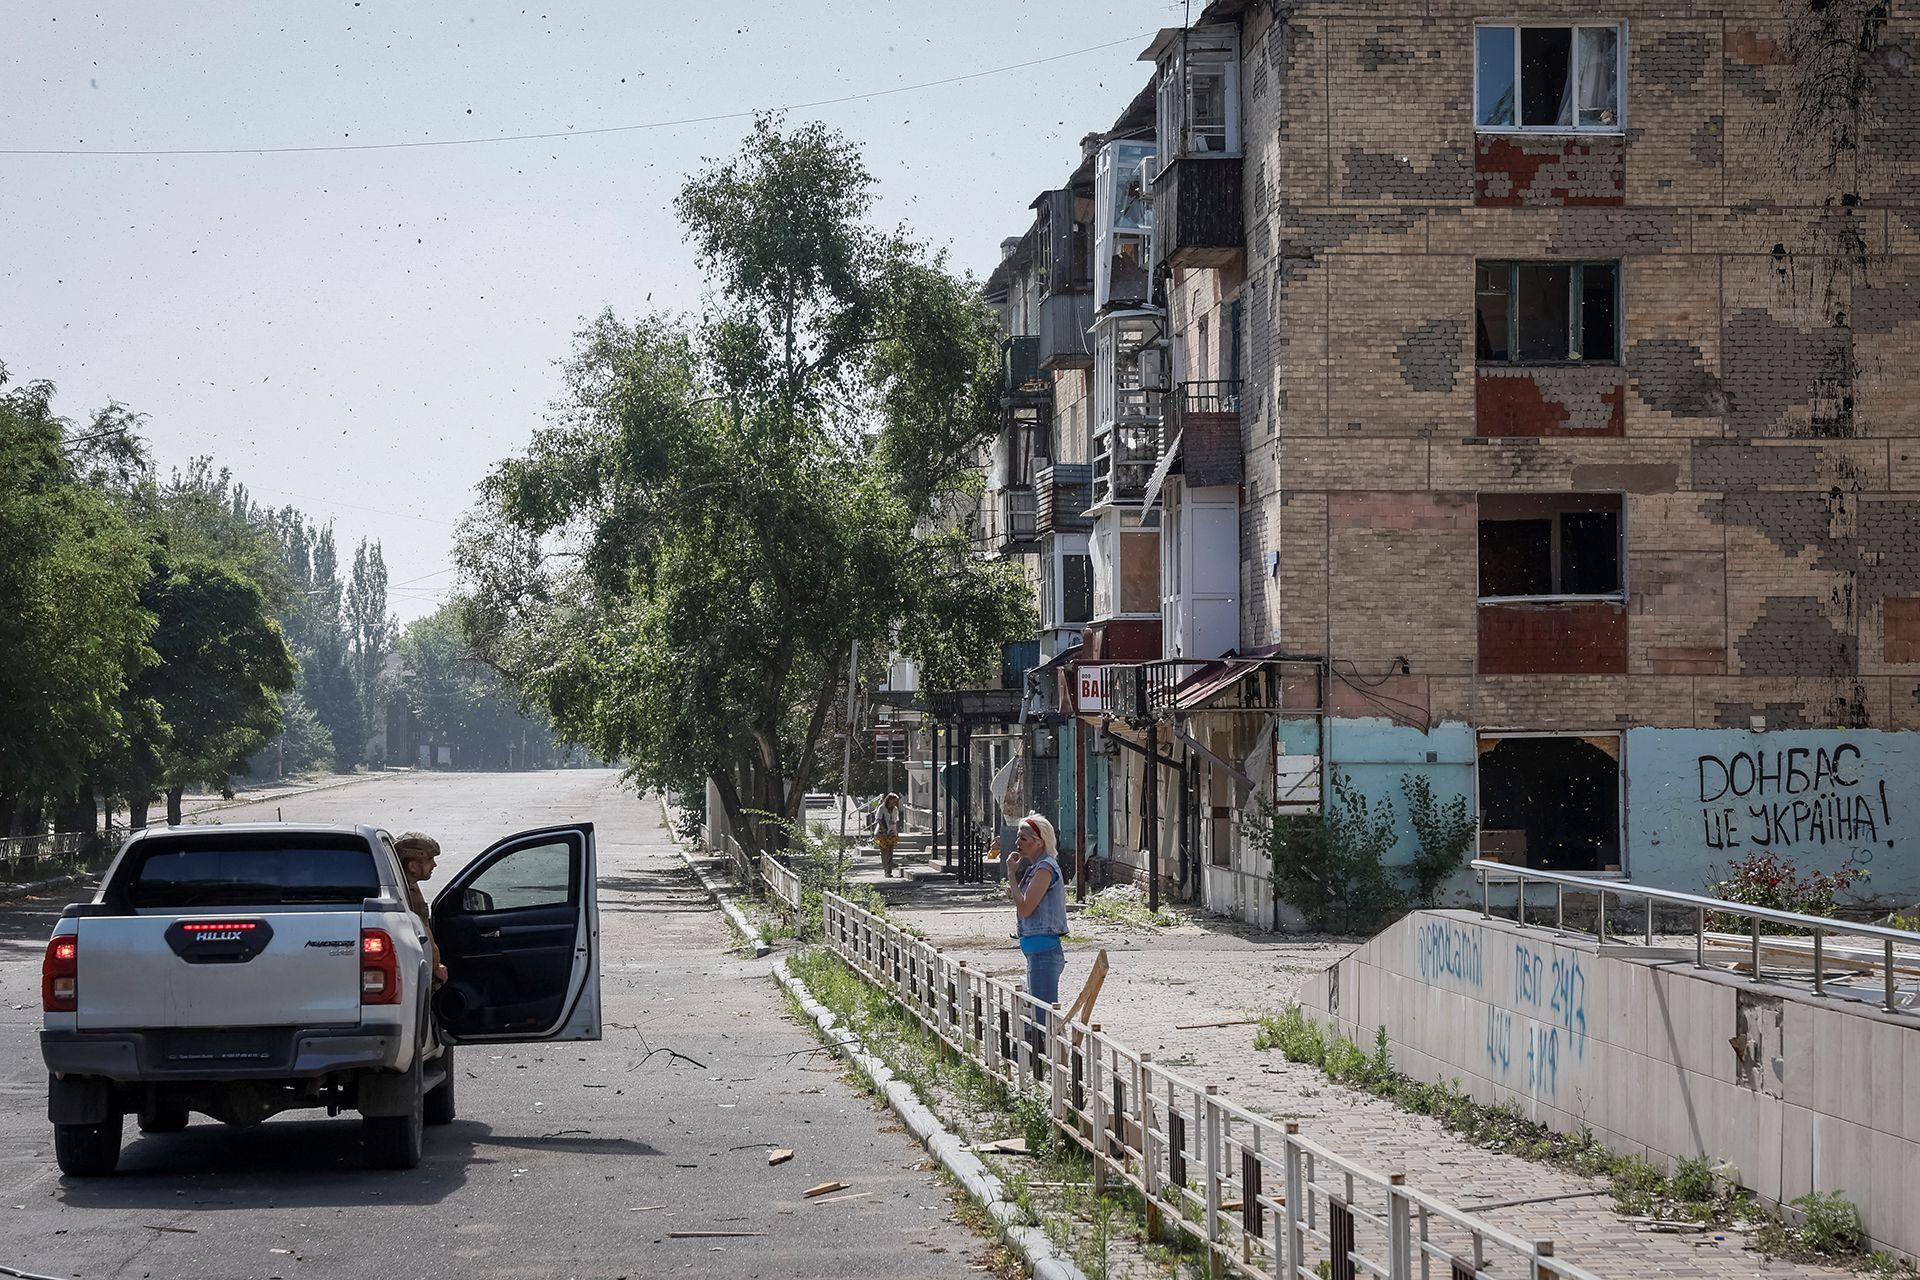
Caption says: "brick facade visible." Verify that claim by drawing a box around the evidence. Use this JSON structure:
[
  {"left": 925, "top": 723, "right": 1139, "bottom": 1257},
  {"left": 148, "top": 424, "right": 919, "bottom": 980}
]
[{"left": 1229, "top": 0, "right": 1920, "bottom": 734}]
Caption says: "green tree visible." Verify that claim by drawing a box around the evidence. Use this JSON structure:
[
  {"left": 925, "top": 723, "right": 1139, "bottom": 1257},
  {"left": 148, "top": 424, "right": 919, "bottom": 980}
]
[
  {"left": 0, "top": 368, "right": 154, "bottom": 833},
  {"left": 461, "top": 118, "right": 1029, "bottom": 852},
  {"left": 396, "top": 600, "right": 555, "bottom": 769},
  {"left": 142, "top": 555, "right": 297, "bottom": 823},
  {"left": 345, "top": 539, "right": 394, "bottom": 767}
]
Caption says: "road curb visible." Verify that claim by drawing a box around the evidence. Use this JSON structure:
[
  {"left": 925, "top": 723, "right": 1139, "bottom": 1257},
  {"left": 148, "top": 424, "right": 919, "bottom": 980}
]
[
  {"left": 659, "top": 802, "right": 771, "bottom": 957},
  {"left": 182, "top": 768, "right": 392, "bottom": 820},
  {"left": 773, "top": 958, "right": 1088, "bottom": 1280}
]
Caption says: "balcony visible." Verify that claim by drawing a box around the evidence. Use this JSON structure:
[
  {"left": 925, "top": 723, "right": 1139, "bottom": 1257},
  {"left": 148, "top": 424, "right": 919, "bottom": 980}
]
[
  {"left": 1092, "top": 422, "right": 1163, "bottom": 509},
  {"left": 1164, "top": 380, "right": 1244, "bottom": 488},
  {"left": 1036, "top": 463, "right": 1093, "bottom": 535},
  {"left": 1150, "top": 156, "right": 1244, "bottom": 270},
  {"left": 1001, "top": 335, "right": 1045, "bottom": 396},
  {"left": 1037, "top": 291, "right": 1095, "bottom": 370},
  {"left": 994, "top": 486, "right": 1039, "bottom": 554}
]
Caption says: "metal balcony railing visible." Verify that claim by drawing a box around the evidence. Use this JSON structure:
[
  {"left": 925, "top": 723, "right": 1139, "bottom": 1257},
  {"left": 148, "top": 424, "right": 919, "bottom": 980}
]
[
  {"left": 1474, "top": 860, "right": 1920, "bottom": 1016},
  {"left": 1172, "top": 378, "right": 1241, "bottom": 417}
]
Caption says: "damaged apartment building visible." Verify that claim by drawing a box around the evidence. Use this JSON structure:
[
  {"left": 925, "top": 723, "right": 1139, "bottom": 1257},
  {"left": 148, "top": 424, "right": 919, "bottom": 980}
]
[{"left": 948, "top": 0, "right": 1920, "bottom": 921}]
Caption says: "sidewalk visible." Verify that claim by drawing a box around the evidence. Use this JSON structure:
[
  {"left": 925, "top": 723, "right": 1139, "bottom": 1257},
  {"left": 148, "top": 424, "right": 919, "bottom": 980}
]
[{"left": 858, "top": 857, "right": 1854, "bottom": 1280}]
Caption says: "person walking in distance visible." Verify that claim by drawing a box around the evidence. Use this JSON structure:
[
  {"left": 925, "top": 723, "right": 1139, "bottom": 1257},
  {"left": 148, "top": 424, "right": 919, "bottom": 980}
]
[
  {"left": 393, "top": 831, "right": 448, "bottom": 988},
  {"left": 1003, "top": 813, "right": 1068, "bottom": 1022},
  {"left": 873, "top": 793, "right": 905, "bottom": 878}
]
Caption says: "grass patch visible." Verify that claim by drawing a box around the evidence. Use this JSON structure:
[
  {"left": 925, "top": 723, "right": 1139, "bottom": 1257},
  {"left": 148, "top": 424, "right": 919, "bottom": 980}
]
[
  {"left": 784, "top": 946, "right": 1237, "bottom": 1279},
  {"left": 1081, "top": 885, "right": 1173, "bottom": 930}
]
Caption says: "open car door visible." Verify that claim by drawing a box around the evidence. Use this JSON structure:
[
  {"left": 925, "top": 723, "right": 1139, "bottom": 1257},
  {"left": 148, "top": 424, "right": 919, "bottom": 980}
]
[{"left": 429, "top": 822, "right": 600, "bottom": 1044}]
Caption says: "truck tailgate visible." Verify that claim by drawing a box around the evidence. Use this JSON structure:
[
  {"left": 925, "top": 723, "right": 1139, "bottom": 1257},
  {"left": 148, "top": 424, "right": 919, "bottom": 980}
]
[{"left": 75, "top": 912, "right": 365, "bottom": 1030}]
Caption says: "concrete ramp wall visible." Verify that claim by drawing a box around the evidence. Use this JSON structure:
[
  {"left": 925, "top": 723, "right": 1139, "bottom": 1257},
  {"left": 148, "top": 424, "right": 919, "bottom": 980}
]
[{"left": 1298, "top": 910, "right": 1920, "bottom": 1259}]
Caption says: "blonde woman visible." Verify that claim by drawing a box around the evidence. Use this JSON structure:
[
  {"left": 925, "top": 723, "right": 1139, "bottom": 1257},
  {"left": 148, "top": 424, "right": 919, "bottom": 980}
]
[{"left": 1003, "top": 813, "right": 1068, "bottom": 1008}]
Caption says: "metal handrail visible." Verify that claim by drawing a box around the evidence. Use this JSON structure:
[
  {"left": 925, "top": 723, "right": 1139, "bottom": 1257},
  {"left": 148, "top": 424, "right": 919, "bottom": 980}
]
[{"left": 1473, "top": 859, "right": 1920, "bottom": 1014}]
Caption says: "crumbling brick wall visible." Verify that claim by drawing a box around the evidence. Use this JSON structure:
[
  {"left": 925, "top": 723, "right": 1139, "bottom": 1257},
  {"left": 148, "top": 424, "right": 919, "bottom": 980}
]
[{"left": 1232, "top": 0, "right": 1920, "bottom": 733}]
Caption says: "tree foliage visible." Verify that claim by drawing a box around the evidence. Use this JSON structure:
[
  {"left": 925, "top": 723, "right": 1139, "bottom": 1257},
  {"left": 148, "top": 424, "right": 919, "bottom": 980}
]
[
  {"left": 461, "top": 117, "right": 1030, "bottom": 850},
  {"left": 0, "top": 368, "right": 154, "bottom": 827},
  {"left": 396, "top": 599, "right": 555, "bottom": 768}
]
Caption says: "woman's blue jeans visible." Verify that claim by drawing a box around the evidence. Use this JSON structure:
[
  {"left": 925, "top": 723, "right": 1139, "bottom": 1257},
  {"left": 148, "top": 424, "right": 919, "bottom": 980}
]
[{"left": 1025, "top": 944, "right": 1066, "bottom": 1008}]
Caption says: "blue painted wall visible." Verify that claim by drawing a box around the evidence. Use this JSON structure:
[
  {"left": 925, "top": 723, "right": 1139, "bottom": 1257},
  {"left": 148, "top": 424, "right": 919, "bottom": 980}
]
[
  {"left": 1276, "top": 716, "right": 1477, "bottom": 892},
  {"left": 1625, "top": 727, "right": 1919, "bottom": 902}
]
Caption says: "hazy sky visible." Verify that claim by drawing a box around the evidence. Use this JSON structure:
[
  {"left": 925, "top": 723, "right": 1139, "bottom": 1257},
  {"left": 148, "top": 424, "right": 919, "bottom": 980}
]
[{"left": 3, "top": 1, "right": 1176, "bottom": 620}]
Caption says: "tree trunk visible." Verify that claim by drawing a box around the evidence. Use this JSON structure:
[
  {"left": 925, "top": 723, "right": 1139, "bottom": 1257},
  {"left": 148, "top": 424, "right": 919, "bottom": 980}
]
[
  {"left": 165, "top": 785, "right": 184, "bottom": 826},
  {"left": 785, "top": 642, "right": 851, "bottom": 826},
  {"left": 129, "top": 796, "right": 151, "bottom": 831}
]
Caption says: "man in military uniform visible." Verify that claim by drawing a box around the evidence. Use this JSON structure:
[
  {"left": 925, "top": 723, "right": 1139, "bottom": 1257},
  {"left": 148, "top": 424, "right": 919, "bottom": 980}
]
[{"left": 393, "top": 831, "right": 448, "bottom": 987}]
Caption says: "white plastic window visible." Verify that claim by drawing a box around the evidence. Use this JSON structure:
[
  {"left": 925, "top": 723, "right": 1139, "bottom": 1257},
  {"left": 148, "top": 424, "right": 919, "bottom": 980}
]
[{"left": 1475, "top": 25, "right": 1623, "bottom": 131}]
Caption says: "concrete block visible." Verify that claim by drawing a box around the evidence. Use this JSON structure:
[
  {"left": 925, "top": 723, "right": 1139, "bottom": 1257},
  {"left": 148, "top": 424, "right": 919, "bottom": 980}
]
[
  {"left": 1836, "top": 1010, "right": 1877, "bottom": 1130},
  {"left": 1811, "top": 1113, "right": 1876, "bottom": 1222},
  {"left": 1872, "top": 1134, "right": 1920, "bottom": 1258},
  {"left": 1812, "top": 1005, "right": 1847, "bottom": 1120},
  {"left": 1739, "top": 1089, "right": 1784, "bottom": 1200},
  {"left": 1644, "top": 969, "right": 1680, "bottom": 1066},
  {"left": 1907, "top": 1020, "right": 1920, "bottom": 1142},
  {"left": 1780, "top": 1102, "right": 1815, "bottom": 1204},
  {"left": 1356, "top": 958, "right": 1380, "bottom": 1033},
  {"left": 1867, "top": 1017, "right": 1905, "bottom": 1137}
]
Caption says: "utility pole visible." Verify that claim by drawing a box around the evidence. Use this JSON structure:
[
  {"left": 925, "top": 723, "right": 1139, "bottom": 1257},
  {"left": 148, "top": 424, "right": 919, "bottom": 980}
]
[{"left": 836, "top": 640, "right": 860, "bottom": 882}]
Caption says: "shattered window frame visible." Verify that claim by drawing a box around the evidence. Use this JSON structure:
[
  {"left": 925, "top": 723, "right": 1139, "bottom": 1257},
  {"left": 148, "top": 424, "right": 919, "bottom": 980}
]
[
  {"left": 1475, "top": 260, "right": 1620, "bottom": 366},
  {"left": 1475, "top": 731, "right": 1624, "bottom": 874},
  {"left": 1474, "top": 23, "right": 1626, "bottom": 134},
  {"left": 1476, "top": 492, "right": 1626, "bottom": 603}
]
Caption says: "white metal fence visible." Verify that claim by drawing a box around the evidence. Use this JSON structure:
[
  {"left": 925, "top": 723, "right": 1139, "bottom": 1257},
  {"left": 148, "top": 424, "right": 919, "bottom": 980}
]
[
  {"left": 0, "top": 832, "right": 99, "bottom": 884},
  {"left": 762, "top": 852, "right": 804, "bottom": 916},
  {"left": 822, "top": 891, "right": 1605, "bottom": 1280}
]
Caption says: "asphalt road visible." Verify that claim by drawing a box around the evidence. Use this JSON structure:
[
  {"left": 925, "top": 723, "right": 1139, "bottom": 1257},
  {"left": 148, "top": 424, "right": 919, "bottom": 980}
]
[{"left": 0, "top": 769, "right": 992, "bottom": 1279}]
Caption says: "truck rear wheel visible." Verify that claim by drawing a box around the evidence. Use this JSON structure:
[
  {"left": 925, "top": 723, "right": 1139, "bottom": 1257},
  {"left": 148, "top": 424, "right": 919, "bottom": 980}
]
[
  {"left": 361, "top": 1058, "right": 424, "bottom": 1170},
  {"left": 54, "top": 1114, "right": 123, "bottom": 1177}
]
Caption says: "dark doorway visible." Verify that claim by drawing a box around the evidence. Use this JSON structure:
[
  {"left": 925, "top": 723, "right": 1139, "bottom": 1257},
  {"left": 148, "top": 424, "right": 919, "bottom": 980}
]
[{"left": 1477, "top": 735, "right": 1620, "bottom": 871}]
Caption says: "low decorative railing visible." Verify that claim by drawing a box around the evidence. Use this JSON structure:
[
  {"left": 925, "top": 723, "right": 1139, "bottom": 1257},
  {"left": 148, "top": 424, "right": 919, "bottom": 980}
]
[
  {"left": 0, "top": 832, "right": 102, "bottom": 885},
  {"left": 821, "top": 891, "right": 1603, "bottom": 1280},
  {"left": 761, "top": 852, "right": 803, "bottom": 916}
]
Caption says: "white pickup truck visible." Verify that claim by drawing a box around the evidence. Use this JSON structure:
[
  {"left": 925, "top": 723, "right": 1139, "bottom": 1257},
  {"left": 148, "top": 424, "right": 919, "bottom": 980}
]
[{"left": 39, "top": 820, "right": 600, "bottom": 1175}]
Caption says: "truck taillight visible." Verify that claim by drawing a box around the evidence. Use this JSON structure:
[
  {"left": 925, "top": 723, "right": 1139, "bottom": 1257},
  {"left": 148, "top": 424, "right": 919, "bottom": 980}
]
[
  {"left": 43, "top": 936, "right": 78, "bottom": 1013},
  {"left": 360, "top": 929, "right": 400, "bottom": 1005}
]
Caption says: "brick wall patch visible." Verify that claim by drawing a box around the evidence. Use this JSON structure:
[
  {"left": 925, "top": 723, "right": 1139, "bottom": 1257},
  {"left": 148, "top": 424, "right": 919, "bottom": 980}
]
[
  {"left": 1477, "top": 366, "right": 1625, "bottom": 437},
  {"left": 1474, "top": 136, "right": 1625, "bottom": 208}
]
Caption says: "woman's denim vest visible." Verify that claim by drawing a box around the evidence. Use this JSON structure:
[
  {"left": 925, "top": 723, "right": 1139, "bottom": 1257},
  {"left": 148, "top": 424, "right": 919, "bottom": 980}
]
[{"left": 1016, "top": 854, "right": 1069, "bottom": 948}]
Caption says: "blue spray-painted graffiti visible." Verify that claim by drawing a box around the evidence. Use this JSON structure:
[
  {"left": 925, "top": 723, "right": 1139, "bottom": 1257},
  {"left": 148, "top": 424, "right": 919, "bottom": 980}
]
[
  {"left": 1484, "top": 942, "right": 1589, "bottom": 1099},
  {"left": 1526, "top": 1024, "right": 1559, "bottom": 1097},
  {"left": 1416, "top": 919, "right": 1484, "bottom": 988},
  {"left": 1485, "top": 1007, "right": 1512, "bottom": 1073}
]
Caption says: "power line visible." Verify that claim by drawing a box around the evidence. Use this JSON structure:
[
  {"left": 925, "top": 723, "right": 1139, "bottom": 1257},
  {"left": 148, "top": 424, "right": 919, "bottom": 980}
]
[{"left": 1, "top": 34, "right": 1153, "bottom": 158}]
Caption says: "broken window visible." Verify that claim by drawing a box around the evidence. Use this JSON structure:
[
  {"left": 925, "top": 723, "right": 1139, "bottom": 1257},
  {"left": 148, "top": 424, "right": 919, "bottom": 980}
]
[
  {"left": 1478, "top": 494, "right": 1623, "bottom": 599},
  {"left": 1476, "top": 261, "right": 1618, "bottom": 364},
  {"left": 1476, "top": 25, "right": 1623, "bottom": 131},
  {"left": 1058, "top": 552, "right": 1093, "bottom": 627},
  {"left": 1155, "top": 26, "right": 1242, "bottom": 162},
  {"left": 1477, "top": 734, "right": 1620, "bottom": 872}
]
